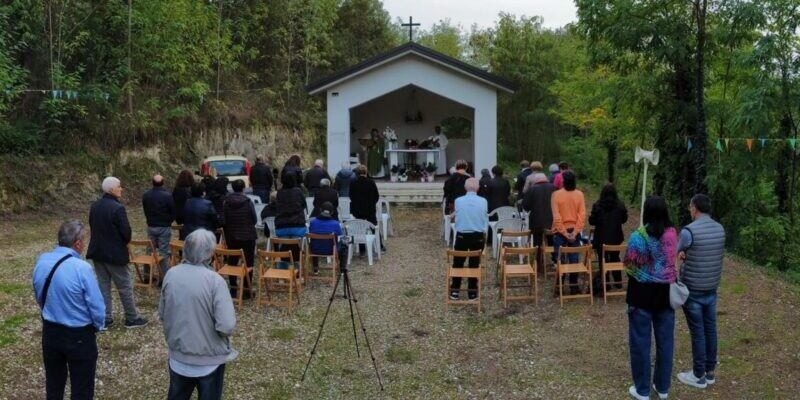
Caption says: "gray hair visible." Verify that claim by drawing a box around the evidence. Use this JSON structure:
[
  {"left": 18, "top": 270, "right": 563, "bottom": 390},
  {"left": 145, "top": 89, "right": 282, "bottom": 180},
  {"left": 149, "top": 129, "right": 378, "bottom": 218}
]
[
  {"left": 465, "top": 177, "right": 479, "bottom": 192},
  {"left": 320, "top": 178, "right": 331, "bottom": 187},
  {"left": 57, "top": 220, "right": 85, "bottom": 247},
  {"left": 101, "top": 176, "right": 121, "bottom": 193},
  {"left": 256, "top": 155, "right": 264, "bottom": 163},
  {"left": 182, "top": 229, "right": 217, "bottom": 266},
  {"left": 314, "top": 159, "right": 324, "bottom": 167}
]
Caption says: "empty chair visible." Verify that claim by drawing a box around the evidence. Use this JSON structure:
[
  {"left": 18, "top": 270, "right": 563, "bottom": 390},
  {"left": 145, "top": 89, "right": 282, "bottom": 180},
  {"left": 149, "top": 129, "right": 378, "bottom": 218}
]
[
  {"left": 376, "top": 198, "right": 394, "bottom": 241},
  {"left": 499, "top": 247, "right": 538, "bottom": 308},
  {"left": 556, "top": 245, "right": 593, "bottom": 306},
  {"left": 344, "top": 219, "right": 380, "bottom": 266},
  {"left": 601, "top": 243, "right": 628, "bottom": 304},
  {"left": 214, "top": 247, "right": 253, "bottom": 310},
  {"left": 445, "top": 249, "right": 484, "bottom": 312},
  {"left": 256, "top": 250, "right": 301, "bottom": 313},
  {"left": 128, "top": 240, "right": 160, "bottom": 293},
  {"left": 267, "top": 237, "right": 305, "bottom": 278},
  {"left": 246, "top": 194, "right": 263, "bottom": 205},
  {"left": 304, "top": 197, "right": 314, "bottom": 219},
  {"left": 491, "top": 218, "right": 526, "bottom": 259},
  {"left": 338, "top": 197, "right": 352, "bottom": 220},
  {"left": 264, "top": 216, "right": 276, "bottom": 249}
]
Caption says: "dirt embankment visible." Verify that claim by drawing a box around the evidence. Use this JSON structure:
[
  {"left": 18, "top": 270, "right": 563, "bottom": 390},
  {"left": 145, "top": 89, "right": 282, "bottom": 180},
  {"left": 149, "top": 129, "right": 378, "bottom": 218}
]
[{"left": 0, "top": 125, "right": 324, "bottom": 214}]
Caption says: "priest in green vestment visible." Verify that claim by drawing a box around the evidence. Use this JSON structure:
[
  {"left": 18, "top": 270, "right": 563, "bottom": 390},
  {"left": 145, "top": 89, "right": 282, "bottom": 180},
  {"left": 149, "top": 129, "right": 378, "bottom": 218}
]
[{"left": 367, "top": 128, "right": 385, "bottom": 177}]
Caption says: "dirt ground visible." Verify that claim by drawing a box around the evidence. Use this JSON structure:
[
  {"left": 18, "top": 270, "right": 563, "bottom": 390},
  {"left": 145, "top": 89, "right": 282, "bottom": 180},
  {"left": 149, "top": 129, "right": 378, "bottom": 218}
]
[{"left": 0, "top": 205, "right": 798, "bottom": 399}]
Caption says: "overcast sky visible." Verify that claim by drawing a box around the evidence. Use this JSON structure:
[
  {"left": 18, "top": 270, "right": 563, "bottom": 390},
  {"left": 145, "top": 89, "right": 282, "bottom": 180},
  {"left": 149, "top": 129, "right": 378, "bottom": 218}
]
[{"left": 381, "top": 0, "right": 577, "bottom": 31}]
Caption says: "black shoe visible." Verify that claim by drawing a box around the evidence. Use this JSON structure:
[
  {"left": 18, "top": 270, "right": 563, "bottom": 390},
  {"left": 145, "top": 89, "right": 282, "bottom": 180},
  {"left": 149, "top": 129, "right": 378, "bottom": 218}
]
[
  {"left": 124, "top": 317, "right": 149, "bottom": 329},
  {"left": 104, "top": 318, "right": 114, "bottom": 329},
  {"left": 313, "top": 269, "right": 320, "bottom": 276},
  {"left": 449, "top": 291, "right": 459, "bottom": 300},
  {"left": 467, "top": 294, "right": 478, "bottom": 301}
]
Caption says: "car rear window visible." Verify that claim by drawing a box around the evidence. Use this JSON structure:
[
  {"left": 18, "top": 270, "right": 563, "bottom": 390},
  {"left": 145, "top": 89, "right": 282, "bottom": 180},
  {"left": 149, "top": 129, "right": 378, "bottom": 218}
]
[{"left": 209, "top": 160, "right": 246, "bottom": 177}]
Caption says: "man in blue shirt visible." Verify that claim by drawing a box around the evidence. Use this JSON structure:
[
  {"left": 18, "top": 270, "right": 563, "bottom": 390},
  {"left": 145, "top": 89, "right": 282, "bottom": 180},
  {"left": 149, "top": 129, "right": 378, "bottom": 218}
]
[
  {"left": 450, "top": 178, "right": 488, "bottom": 301},
  {"left": 308, "top": 202, "right": 344, "bottom": 275},
  {"left": 32, "top": 220, "right": 105, "bottom": 400}
]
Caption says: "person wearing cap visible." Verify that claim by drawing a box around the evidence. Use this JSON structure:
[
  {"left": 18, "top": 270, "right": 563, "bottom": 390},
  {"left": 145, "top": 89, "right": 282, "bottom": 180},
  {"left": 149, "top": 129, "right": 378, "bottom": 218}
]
[
  {"left": 522, "top": 161, "right": 545, "bottom": 193},
  {"left": 142, "top": 174, "right": 176, "bottom": 283},
  {"left": 87, "top": 176, "right": 148, "bottom": 329},
  {"left": 304, "top": 159, "right": 331, "bottom": 197},
  {"left": 308, "top": 202, "right": 344, "bottom": 274},
  {"left": 514, "top": 160, "right": 532, "bottom": 201},
  {"left": 311, "top": 178, "right": 339, "bottom": 220}
]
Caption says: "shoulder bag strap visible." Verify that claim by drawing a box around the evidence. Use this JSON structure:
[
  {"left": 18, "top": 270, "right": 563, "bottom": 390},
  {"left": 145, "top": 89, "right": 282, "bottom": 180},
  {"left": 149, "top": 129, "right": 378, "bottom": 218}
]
[{"left": 39, "top": 254, "right": 72, "bottom": 310}]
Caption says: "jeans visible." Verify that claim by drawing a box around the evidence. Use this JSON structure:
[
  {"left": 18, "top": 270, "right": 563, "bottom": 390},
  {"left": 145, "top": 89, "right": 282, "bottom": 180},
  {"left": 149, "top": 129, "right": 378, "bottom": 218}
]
[
  {"left": 94, "top": 261, "right": 140, "bottom": 321},
  {"left": 682, "top": 291, "right": 718, "bottom": 377},
  {"left": 275, "top": 227, "right": 307, "bottom": 270},
  {"left": 552, "top": 232, "right": 582, "bottom": 284},
  {"left": 42, "top": 320, "right": 97, "bottom": 400},
  {"left": 450, "top": 232, "right": 485, "bottom": 294},
  {"left": 147, "top": 226, "right": 172, "bottom": 278},
  {"left": 167, "top": 364, "right": 225, "bottom": 400},
  {"left": 628, "top": 305, "right": 675, "bottom": 396},
  {"left": 253, "top": 189, "right": 269, "bottom": 204}
]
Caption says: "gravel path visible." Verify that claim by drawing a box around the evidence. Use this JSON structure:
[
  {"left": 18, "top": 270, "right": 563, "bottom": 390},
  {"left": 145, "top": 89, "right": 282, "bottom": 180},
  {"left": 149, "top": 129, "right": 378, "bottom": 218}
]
[{"left": 1, "top": 206, "right": 798, "bottom": 399}]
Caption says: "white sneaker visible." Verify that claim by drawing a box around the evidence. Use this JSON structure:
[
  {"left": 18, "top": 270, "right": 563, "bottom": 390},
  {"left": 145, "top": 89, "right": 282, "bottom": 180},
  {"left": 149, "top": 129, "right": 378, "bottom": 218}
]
[
  {"left": 653, "top": 384, "right": 668, "bottom": 399},
  {"left": 628, "top": 385, "right": 649, "bottom": 400},
  {"left": 705, "top": 372, "right": 716, "bottom": 385},
  {"left": 677, "top": 370, "right": 707, "bottom": 389}
]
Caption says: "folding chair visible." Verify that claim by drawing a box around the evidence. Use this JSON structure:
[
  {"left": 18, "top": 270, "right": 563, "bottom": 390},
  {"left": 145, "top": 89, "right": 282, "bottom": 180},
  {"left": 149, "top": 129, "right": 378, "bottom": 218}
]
[
  {"left": 499, "top": 247, "right": 538, "bottom": 308},
  {"left": 214, "top": 248, "right": 253, "bottom": 310},
  {"left": 264, "top": 217, "right": 276, "bottom": 249},
  {"left": 246, "top": 194, "right": 263, "bottom": 204},
  {"left": 556, "top": 245, "right": 593, "bottom": 306},
  {"left": 376, "top": 198, "right": 394, "bottom": 241},
  {"left": 491, "top": 218, "right": 527, "bottom": 259},
  {"left": 338, "top": 197, "right": 352, "bottom": 220},
  {"left": 256, "top": 250, "right": 301, "bottom": 313},
  {"left": 445, "top": 249, "right": 484, "bottom": 312},
  {"left": 268, "top": 237, "right": 305, "bottom": 280},
  {"left": 601, "top": 243, "right": 628, "bottom": 304},
  {"left": 541, "top": 230, "right": 557, "bottom": 280},
  {"left": 169, "top": 240, "right": 184, "bottom": 267},
  {"left": 128, "top": 240, "right": 160, "bottom": 293},
  {"left": 305, "top": 197, "right": 314, "bottom": 219},
  {"left": 344, "top": 219, "right": 380, "bottom": 266},
  {"left": 442, "top": 199, "right": 452, "bottom": 243},
  {"left": 495, "top": 229, "right": 531, "bottom": 280},
  {"left": 216, "top": 228, "right": 227, "bottom": 249},
  {"left": 488, "top": 206, "right": 520, "bottom": 240},
  {"left": 304, "top": 233, "right": 339, "bottom": 286}
]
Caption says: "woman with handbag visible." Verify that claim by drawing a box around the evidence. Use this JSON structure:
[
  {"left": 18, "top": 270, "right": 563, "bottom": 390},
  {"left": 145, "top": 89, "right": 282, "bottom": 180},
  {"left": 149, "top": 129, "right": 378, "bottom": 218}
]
[{"left": 623, "top": 196, "right": 678, "bottom": 400}]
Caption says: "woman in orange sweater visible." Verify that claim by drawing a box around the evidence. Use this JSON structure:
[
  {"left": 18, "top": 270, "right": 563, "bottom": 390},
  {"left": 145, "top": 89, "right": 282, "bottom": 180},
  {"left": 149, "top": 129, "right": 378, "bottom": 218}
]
[{"left": 551, "top": 171, "right": 586, "bottom": 294}]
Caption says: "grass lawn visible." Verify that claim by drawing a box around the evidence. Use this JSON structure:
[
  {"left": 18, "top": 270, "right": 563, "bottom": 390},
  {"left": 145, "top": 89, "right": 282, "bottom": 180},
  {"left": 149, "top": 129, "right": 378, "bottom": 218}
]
[{"left": 0, "top": 205, "right": 798, "bottom": 399}]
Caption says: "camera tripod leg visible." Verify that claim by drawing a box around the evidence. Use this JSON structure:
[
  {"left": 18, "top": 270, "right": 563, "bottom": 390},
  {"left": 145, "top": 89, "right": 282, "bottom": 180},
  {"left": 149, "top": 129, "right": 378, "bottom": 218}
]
[
  {"left": 343, "top": 273, "right": 384, "bottom": 391},
  {"left": 300, "top": 266, "right": 344, "bottom": 382},
  {"left": 343, "top": 274, "right": 361, "bottom": 357}
]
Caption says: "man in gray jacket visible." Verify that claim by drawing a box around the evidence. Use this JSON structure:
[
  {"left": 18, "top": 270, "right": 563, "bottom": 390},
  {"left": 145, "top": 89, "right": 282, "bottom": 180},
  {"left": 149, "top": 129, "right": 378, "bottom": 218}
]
[
  {"left": 159, "top": 229, "right": 237, "bottom": 400},
  {"left": 676, "top": 194, "right": 725, "bottom": 390}
]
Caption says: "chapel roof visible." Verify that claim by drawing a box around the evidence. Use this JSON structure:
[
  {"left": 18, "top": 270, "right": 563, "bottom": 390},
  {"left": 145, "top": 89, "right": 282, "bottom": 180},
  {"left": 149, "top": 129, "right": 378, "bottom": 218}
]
[{"left": 306, "top": 42, "right": 516, "bottom": 95}]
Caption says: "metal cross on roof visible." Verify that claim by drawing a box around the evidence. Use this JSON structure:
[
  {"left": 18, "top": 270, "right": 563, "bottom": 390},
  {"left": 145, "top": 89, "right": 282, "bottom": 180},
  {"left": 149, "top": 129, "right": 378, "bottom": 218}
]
[{"left": 401, "top": 16, "right": 421, "bottom": 42}]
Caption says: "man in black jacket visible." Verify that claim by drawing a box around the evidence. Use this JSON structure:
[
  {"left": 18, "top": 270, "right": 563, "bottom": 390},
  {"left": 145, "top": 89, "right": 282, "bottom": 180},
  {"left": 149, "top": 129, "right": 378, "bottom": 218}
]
[
  {"left": 224, "top": 179, "right": 257, "bottom": 290},
  {"left": 249, "top": 155, "right": 273, "bottom": 203},
  {"left": 514, "top": 160, "right": 532, "bottom": 201},
  {"left": 304, "top": 159, "right": 331, "bottom": 197},
  {"left": 87, "top": 177, "right": 148, "bottom": 329},
  {"left": 522, "top": 173, "right": 555, "bottom": 267},
  {"left": 311, "top": 178, "right": 339, "bottom": 220},
  {"left": 443, "top": 160, "right": 470, "bottom": 214},
  {"left": 142, "top": 174, "right": 175, "bottom": 282},
  {"left": 486, "top": 165, "right": 511, "bottom": 213}
]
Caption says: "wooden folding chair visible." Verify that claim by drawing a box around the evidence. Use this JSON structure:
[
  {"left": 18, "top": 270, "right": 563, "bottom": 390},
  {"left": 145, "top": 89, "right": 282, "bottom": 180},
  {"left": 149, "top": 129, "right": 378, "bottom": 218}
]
[
  {"left": 556, "top": 245, "right": 593, "bottom": 306},
  {"left": 541, "top": 230, "right": 557, "bottom": 280},
  {"left": 169, "top": 240, "right": 184, "bottom": 267},
  {"left": 499, "top": 246, "right": 538, "bottom": 308},
  {"left": 495, "top": 230, "right": 531, "bottom": 281},
  {"left": 214, "top": 248, "right": 252, "bottom": 310},
  {"left": 128, "top": 240, "right": 160, "bottom": 293},
  {"left": 601, "top": 243, "right": 628, "bottom": 304},
  {"left": 256, "top": 250, "right": 301, "bottom": 313},
  {"left": 268, "top": 237, "right": 305, "bottom": 282},
  {"left": 445, "top": 249, "right": 484, "bottom": 312},
  {"left": 304, "top": 233, "right": 339, "bottom": 286},
  {"left": 216, "top": 228, "right": 227, "bottom": 249},
  {"left": 170, "top": 224, "right": 183, "bottom": 236}
]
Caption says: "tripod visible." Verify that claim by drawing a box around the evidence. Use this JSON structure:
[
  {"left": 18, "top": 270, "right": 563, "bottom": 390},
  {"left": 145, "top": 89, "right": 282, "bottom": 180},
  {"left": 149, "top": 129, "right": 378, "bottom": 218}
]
[{"left": 300, "top": 244, "right": 384, "bottom": 390}]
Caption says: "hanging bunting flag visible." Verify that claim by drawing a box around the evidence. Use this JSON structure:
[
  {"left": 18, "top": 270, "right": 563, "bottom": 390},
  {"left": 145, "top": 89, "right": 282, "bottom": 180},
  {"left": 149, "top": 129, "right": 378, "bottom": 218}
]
[
  {"left": 789, "top": 138, "right": 797, "bottom": 150},
  {"left": 687, "top": 138, "right": 693, "bottom": 151},
  {"left": 760, "top": 138, "right": 767, "bottom": 148},
  {"left": 715, "top": 139, "right": 723, "bottom": 152},
  {"left": 746, "top": 138, "right": 753, "bottom": 151}
]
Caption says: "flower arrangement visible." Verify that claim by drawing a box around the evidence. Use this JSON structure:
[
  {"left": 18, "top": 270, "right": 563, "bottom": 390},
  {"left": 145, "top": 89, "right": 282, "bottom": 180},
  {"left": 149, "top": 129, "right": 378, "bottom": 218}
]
[
  {"left": 390, "top": 164, "right": 400, "bottom": 182},
  {"left": 422, "top": 162, "right": 437, "bottom": 182},
  {"left": 404, "top": 138, "right": 419, "bottom": 149},
  {"left": 424, "top": 162, "right": 437, "bottom": 174},
  {"left": 398, "top": 167, "right": 408, "bottom": 182},
  {"left": 406, "top": 165, "right": 421, "bottom": 180},
  {"left": 383, "top": 126, "right": 397, "bottom": 142}
]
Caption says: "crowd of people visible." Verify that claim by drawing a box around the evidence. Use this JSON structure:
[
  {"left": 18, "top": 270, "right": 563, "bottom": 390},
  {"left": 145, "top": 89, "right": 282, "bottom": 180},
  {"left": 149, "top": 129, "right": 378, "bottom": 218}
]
[
  {"left": 31, "top": 153, "right": 725, "bottom": 400},
  {"left": 444, "top": 158, "right": 726, "bottom": 400}
]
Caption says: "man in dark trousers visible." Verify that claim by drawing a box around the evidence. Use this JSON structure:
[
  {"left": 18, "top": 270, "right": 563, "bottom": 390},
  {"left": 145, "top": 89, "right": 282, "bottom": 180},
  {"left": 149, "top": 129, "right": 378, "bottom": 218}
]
[
  {"left": 223, "top": 179, "right": 257, "bottom": 291},
  {"left": 142, "top": 174, "right": 175, "bottom": 283},
  {"left": 87, "top": 177, "right": 148, "bottom": 329},
  {"left": 34, "top": 220, "right": 105, "bottom": 400},
  {"left": 249, "top": 155, "right": 273, "bottom": 203},
  {"left": 450, "top": 178, "right": 488, "bottom": 301},
  {"left": 304, "top": 159, "right": 331, "bottom": 197}
]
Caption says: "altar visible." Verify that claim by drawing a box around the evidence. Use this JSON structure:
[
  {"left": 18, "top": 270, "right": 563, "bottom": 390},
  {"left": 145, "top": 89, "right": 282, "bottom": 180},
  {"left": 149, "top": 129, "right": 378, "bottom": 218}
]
[{"left": 385, "top": 148, "right": 442, "bottom": 173}]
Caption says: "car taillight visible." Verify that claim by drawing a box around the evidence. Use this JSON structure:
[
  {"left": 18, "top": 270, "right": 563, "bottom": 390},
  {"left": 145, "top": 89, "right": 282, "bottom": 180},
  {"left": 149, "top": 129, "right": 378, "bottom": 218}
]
[{"left": 245, "top": 160, "right": 252, "bottom": 176}]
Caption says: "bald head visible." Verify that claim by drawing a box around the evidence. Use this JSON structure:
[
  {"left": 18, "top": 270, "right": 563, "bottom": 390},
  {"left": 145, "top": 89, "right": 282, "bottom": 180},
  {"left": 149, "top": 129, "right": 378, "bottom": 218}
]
[
  {"left": 152, "top": 174, "right": 164, "bottom": 187},
  {"left": 465, "top": 177, "right": 479, "bottom": 193}
]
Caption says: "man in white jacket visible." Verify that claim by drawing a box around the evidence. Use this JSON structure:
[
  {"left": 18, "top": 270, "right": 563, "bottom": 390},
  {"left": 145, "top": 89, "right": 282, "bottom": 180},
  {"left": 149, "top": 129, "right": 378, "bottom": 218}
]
[{"left": 159, "top": 229, "right": 237, "bottom": 400}]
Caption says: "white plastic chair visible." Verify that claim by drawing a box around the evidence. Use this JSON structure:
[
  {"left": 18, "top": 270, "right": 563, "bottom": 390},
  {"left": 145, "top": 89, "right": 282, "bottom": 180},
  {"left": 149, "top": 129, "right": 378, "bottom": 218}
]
[
  {"left": 254, "top": 203, "right": 267, "bottom": 239},
  {"left": 339, "top": 197, "right": 352, "bottom": 220},
  {"left": 305, "top": 197, "right": 314, "bottom": 219},
  {"left": 442, "top": 199, "right": 452, "bottom": 243},
  {"left": 492, "top": 218, "right": 526, "bottom": 259},
  {"left": 264, "top": 217, "right": 276, "bottom": 250},
  {"left": 488, "top": 206, "right": 520, "bottom": 240},
  {"left": 376, "top": 198, "right": 394, "bottom": 241},
  {"left": 247, "top": 194, "right": 263, "bottom": 204},
  {"left": 344, "top": 219, "right": 380, "bottom": 266}
]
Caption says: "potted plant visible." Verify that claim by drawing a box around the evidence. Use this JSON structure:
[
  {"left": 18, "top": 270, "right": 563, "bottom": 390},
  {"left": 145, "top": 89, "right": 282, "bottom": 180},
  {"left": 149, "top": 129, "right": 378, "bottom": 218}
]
[
  {"left": 390, "top": 164, "right": 400, "bottom": 182},
  {"left": 406, "top": 166, "right": 420, "bottom": 181},
  {"left": 398, "top": 167, "right": 408, "bottom": 182},
  {"left": 424, "top": 162, "right": 437, "bottom": 182}
]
